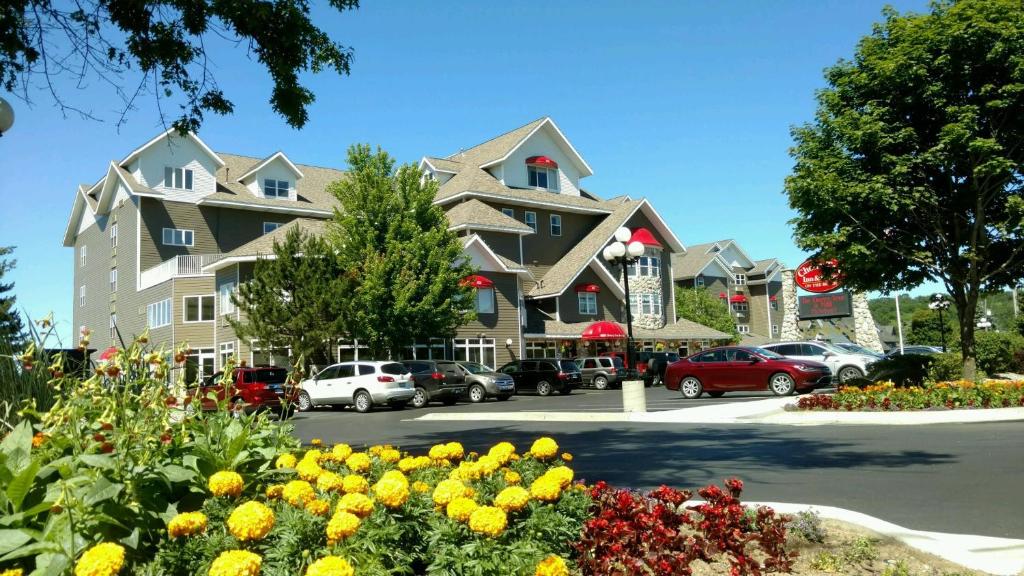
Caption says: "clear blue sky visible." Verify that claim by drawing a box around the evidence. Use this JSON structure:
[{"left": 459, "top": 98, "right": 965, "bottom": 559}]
[{"left": 1, "top": 0, "right": 933, "bottom": 343}]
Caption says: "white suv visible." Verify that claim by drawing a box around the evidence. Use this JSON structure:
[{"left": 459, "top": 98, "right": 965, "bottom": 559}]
[
  {"left": 761, "top": 341, "right": 876, "bottom": 384},
  {"left": 297, "top": 361, "right": 416, "bottom": 413}
]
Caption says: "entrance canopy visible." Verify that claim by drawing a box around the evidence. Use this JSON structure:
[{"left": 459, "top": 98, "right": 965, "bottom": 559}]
[{"left": 581, "top": 321, "right": 627, "bottom": 341}]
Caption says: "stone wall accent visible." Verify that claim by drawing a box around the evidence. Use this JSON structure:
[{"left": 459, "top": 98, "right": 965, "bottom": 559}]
[
  {"left": 621, "top": 267, "right": 665, "bottom": 330},
  {"left": 780, "top": 269, "right": 802, "bottom": 341},
  {"left": 852, "top": 292, "right": 884, "bottom": 353}
]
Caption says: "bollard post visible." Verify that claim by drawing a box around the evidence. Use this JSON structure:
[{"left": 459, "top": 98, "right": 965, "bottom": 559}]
[{"left": 621, "top": 380, "right": 647, "bottom": 413}]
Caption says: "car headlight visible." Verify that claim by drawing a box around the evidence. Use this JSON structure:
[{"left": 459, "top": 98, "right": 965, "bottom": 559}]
[{"left": 795, "top": 364, "right": 819, "bottom": 372}]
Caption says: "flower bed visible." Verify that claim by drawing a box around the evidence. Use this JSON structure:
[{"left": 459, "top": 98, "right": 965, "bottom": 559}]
[{"left": 795, "top": 380, "right": 1024, "bottom": 411}]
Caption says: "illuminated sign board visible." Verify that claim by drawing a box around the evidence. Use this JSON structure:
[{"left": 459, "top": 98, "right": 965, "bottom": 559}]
[{"left": 798, "top": 291, "right": 853, "bottom": 320}]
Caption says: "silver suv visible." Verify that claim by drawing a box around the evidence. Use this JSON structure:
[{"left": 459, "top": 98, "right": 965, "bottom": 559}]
[
  {"left": 456, "top": 361, "right": 515, "bottom": 402},
  {"left": 761, "top": 341, "right": 876, "bottom": 383},
  {"left": 577, "top": 356, "right": 624, "bottom": 390}
]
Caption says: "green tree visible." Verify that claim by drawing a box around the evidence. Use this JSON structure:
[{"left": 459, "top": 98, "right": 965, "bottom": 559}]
[
  {"left": 1, "top": 0, "right": 358, "bottom": 131},
  {"left": 327, "top": 145, "right": 475, "bottom": 358},
  {"left": 785, "top": 0, "right": 1024, "bottom": 379},
  {"left": 674, "top": 288, "right": 739, "bottom": 343},
  {"left": 906, "top": 308, "right": 958, "bottom": 350},
  {"left": 230, "top": 225, "right": 347, "bottom": 367},
  {"left": 0, "top": 246, "right": 25, "bottom": 344}
]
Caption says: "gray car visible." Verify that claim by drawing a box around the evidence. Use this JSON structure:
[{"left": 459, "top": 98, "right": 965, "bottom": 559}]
[
  {"left": 577, "top": 356, "right": 624, "bottom": 390},
  {"left": 456, "top": 361, "right": 515, "bottom": 402}
]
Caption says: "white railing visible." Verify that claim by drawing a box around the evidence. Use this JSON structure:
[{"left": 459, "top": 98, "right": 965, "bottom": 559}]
[{"left": 140, "top": 254, "right": 224, "bottom": 289}]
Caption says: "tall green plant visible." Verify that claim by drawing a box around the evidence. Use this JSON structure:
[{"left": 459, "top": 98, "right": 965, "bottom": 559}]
[{"left": 674, "top": 288, "right": 739, "bottom": 343}]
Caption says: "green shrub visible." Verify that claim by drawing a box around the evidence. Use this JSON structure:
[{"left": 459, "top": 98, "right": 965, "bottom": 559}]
[
  {"left": 866, "top": 355, "right": 934, "bottom": 387},
  {"left": 974, "top": 331, "right": 1024, "bottom": 375},
  {"left": 928, "top": 352, "right": 964, "bottom": 382},
  {"left": 787, "top": 509, "right": 826, "bottom": 543}
]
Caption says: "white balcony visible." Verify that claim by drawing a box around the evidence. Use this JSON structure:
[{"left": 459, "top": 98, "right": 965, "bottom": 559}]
[{"left": 140, "top": 254, "right": 224, "bottom": 289}]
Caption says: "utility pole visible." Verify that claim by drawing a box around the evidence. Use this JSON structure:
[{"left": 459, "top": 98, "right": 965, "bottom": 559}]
[{"left": 894, "top": 293, "right": 904, "bottom": 354}]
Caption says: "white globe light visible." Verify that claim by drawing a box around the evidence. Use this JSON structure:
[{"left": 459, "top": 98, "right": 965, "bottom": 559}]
[
  {"left": 614, "top": 227, "right": 632, "bottom": 243},
  {"left": 609, "top": 242, "right": 626, "bottom": 258},
  {"left": 602, "top": 246, "right": 615, "bottom": 262},
  {"left": 0, "top": 97, "right": 13, "bottom": 134},
  {"left": 627, "top": 241, "right": 645, "bottom": 257}
]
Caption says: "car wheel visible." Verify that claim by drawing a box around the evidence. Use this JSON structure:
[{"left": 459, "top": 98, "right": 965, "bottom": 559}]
[
  {"left": 353, "top": 390, "right": 373, "bottom": 413},
  {"left": 297, "top": 391, "right": 313, "bottom": 412},
  {"left": 679, "top": 377, "right": 703, "bottom": 399},
  {"left": 838, "top": 366, "right": 864, "bottom": 383},
  {"left": 708, "top": 391, "right": 725, "bottom": 398},
  {"left": 536, "top": 381, "right": 553, "bottom": 396},
  {"left": 593, "top": 376, "right": 609, "bottom": 390},
  {"left": 411, "top": 387, "right": 428, "bottom": 409},
  {"left": 468, "top": 384, "right": 486, "bottom": 403},
  {"left": 770, "top": 373, "right": 796, "bottom": 396},
  {"left": 497, "top": 394, "right": 511, "bottom": 401}
]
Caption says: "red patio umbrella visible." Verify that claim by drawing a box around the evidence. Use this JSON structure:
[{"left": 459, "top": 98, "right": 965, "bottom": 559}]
[{"left": 581, "top": 321, "right": 627, "bottom": 340}]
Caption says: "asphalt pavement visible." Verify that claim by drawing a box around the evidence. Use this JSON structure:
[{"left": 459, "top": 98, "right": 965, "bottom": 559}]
[{"left": 289, "top": 387, "right": 1024, "bottom": 540}]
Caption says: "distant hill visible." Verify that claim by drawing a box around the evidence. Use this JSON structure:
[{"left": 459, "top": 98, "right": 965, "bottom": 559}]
[{"left": 868, "top": 290, "right": 1019, "bottom": 335}]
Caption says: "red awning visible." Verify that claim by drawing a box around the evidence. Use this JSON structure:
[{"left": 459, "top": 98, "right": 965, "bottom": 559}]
[
  {"left": 770, "top": 295, "right": 778, "bottom": 301},
  {"left": 719, "top": 292, "right": 727, "bottom": 299},
  {"left": 628, "top": 227, "right": 663, "bottom": 248},
  {"left": 99, "top": 346, "right": 118, "bottom": 361},
  {"left": 575, "top": 283, "right": 600, "bottom": 293},
  {"left": 525, "top": 155, "right": 559, "bottom": 169},
  {"left": 581, "top": 321, "right": 627, "bottom": 341},
  {"left": 730, "top": 295, "right": 748, "bottom": 303},
  {"left": 460, "top": 275, "right": 494, "bottom": 289}
]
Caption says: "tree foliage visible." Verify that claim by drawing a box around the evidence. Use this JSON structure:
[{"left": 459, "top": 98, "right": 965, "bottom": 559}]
[
  {"left": 785, "top": 0, "right": 1024, "bottom": 378},
  {"left": 1, "top": 0, "right": 359, "bottom": 131},
  {"left": 0, "top": 246, "right": 25, "bottom": 344},
  {"left": 230, "top": 225, "right": 346, "bottom": 367},
  {"left": 327, "top": 145, "right": 476, "bottom": 358},
  {"left": 674, "top": 288, "right": 739, "bottom": 343},
  {"left": 906, "top": 308, "right": 957, "bottom": 350}
]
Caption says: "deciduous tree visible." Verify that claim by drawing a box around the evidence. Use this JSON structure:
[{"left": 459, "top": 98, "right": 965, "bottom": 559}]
[{"left": 674, "top": 288, "right": 739, "bottom": 343}]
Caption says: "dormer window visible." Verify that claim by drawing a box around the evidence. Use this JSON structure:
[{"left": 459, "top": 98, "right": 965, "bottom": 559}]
[
  {"left": 164, "top": 167, "right": 193, "bottom": 190},
  {"left": 526, "top": 156, "right": 559, "bottom": 191},
  {"left": 264, "top": 179, "right": 290, "bottom": 199}
]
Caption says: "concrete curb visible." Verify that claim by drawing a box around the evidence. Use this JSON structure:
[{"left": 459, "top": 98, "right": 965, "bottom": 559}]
[{"left": 752, "top": 502, "right": 1024, "bottom": 575}]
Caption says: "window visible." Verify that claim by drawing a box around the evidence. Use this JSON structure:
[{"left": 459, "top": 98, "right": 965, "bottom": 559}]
[
  {"left": 772, "top": 324, "right": 779, "bottom": 335},
  {"left": 695, "top": 275, "right": 705, "bottom": 287},
  {"left": 162, "top": 228, "right": 194, "bottom": 246},
  {"left": 109, "top": 314, "right": 117, "bottom": 340},
  {"left": 109, "top": 268, "right": 118, "bottom": 292},
  {"left": 453, "top": 338, "right": 497, "bottom": 369},
  {"left": 357, "top": 364, "right": 375, "bottom": 376},
  {"left": 147, "top": 299, "right": 171, "bottom": 328},
  {"left": 578, "top": 292, "right": 597, "bottom": 315},
  {"left": 528, "top": 166, "right": 559, "bottom": 191},
  {"left": 524, "top": 211, "right": 537, "bottom": 232},
  {"left": 79, "top": 285, "right": 85, "bottom": 307},
  {"left": 80, "top": 245, "right": 87, "bottom": 267},
  {"left": 220, "top": 282, "right": 236, "bottom": 315},
  {"left": 627, "top": 249, "right": 661, "bottom": 278},
  {"left": 476, "top": 287, "right": 495, "bottom": 314},
  {"left": 628, "top": 293, "right": 662, "bottom": 316},
  {"left": 734, "top": 274, "right": 747, "bottom": 286},
  {"left": 110, "top": 223, "right": 118, "bottom": 248},
  {"left": 219, "top": 342, "right": 235, "bottom": 368},
  {"left": 728, "top": 349, "right": 753, "bottom": 361},
  {"left": 550, "top": 214, "right": 562, "bottom": 237},
  {"left": 737, "top": 324, "right": 751, "bottom": 334},
  {"left": 264, "top": 179, "right": 290, "bottom": 199},
  {"left": 732, "top": 301, "right": 748, "bottom": 312},
  {"left": 501, "top": 208, "right": 515, "bottom": 219},
  {"left": 583, "top": 358, "right": 597, "bottom": 369},
  {"left": 263, "top": 222, "right": 283, "bottom": 235},
  {"left": 770, "top": 298, "right": 779, "bottom": 310},
  {"left": 525, "top": 341, "right": 557, "bottom": 359},
  {"left": 184, "top": 295, "right": 215, "bottom": 322},
  {"left": 164, "top": 167, "right": 194, "bottom": 190}
]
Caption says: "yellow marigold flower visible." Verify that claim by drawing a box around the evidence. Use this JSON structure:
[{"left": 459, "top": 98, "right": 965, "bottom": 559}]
[
  {"left": 454, "top": 461, "right": 483, "bottom": 481},
  {"left": 307, "top": 499, "right": 331, "bottom": 517},
  {"left": 266, "top": 484, "right": 284, "bottom": 500},
  {"left": 326, "top": 511, "right": 361, "bottom": 543},
  {"left": 296, "top": 458, "right": 323, "bottom": 482},
  {"left": 227, "top": 501, "right": 275, "bottom": 541},
  {"left": 345, "top": 452, "right": 371, "bottom": 473},
  {"left": 380, "top": 448, "right": 401, "bottom": 463},
  {"left": 545, "top": 466, "right": 574, "bottom": 489},
  {"left": 332, "top": 443, "right": 353, "bottom": 461},
  {"left": 476, "top": 454, "right": 501, "bottom": 475},
  {"left": 494, "top": 486, "right": 530, "bottom": 512},
  {"left": 317, "top": 471, "right": 344, "bottom": 493},
  {"left": 310, "top": 438, "right": 323, "bottom": 447},
  {"left": 561, "top": 452, "right": 573, "bottom": 462},
  {"left": 368, "top": 444, "right": 383, "bottom": 455},
  {"left": 306, "top": 556, "right": 354, "bottom": 576},
  {"left": 74, "top": 543, "right": 125, "bottom": 576},
  {"left": 432, "top": 479, "right": 467, "bottom": 506},
  {"left": 373, "top": 476, "right": 410, "bottom": 508},
  {"left": 412, "top": 481, "right": 430, "bottom": 493},
  {"left": 446, "top": 496, "right": 478, "bottom": 522},
  {"left": 445, "top": 442, "right": 464, "bottom": 461},
  {"left": 342, "top": 474, "right": 369, "bottom": 494},
  {"left": 504, "top": 470, "right": 521, "bottom": 484},
  {"left": 167, "top": 511, "right": 207, "bottom": 538},
  {"left": 338, "top": 492, "right": 374, "bottom": 517},
  {"left": 380, "top": 469, "right": 409, "bottom": 485},
  {"left": 304, "top": 449, "right": 324, "bottom": 462},
  {"left": 529, "top": 437, "right": 559, "bottom": 460},
  {"left": 468, "top": 505, "right": 507, "bottom": 537},
  {"left": 398, "top": 457, "right": 420, "bottom": 473},
  {"left": 0, "top": 569, "right": 23, "bottom": 576},
  {"left": 208, "top": 550, "right": 261, "bottom": 576},
  {"left": 208, "top": 471, "right": 243, "bottom": 497},
  {"left": 428, "top": 444, "right": 448, "bottom": 460},
  {"left": 275, "top": 453, "right": 297, "bottom": 469},
  {"left": 283, "top": 480, "right": 316, "bottom": 508},
  {"left": 530, "top": 476, "right": 562, "bottom": 502},
  {"left": 535, "top": 555, "right": 569, "bottom": 576},
  {"left": 488, "top": 441, "right": 516, "bottom": 464}
]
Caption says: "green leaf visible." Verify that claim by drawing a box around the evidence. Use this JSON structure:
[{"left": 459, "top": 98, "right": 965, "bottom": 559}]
[
  {"left": 0, "top": 528, "right": 32, "bottom": 555},
  {"left": 2, "top": 541, "right": 62, "bottom": 562},
  {"left": 29, "top": 551, "right": 69, "bottom": 576},
  {"left": 161, "top": 464, "right": 194, "bottom": 483},
  {"left": 83, "top": 476, "right": 123, "bottom": 506},
  {"left": 120, "top": 527, "right": 139, "bottom": 549},
  {"left": 78, "top": 453, "right": 115, "bottom": 470},
  {"left": 0, "top": 421, "right": 33, "bottom": 476},
  {"left": 6, "top": 458, "right": 41, "bottom": 512}
]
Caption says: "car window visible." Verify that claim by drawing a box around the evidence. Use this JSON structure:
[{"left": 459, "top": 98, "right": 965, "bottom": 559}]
[
  {"left": 522, "top": 361, "right": 539, "bottom": 372},
  {"left": 583, "top": 358, "right": 597, "bottom": 369},
  {"left": 695, "top": 350, "right": 724, "bottom": 363},
  {"left": 771, "top": 344, "right": 797, "bottom": 356},
  {"left": 540, "top": 361, "right": 558, "bottom": 371},
  {"left": 499, "top": 362, "right": 519, "bottom": 374},
  {"left": 336, "top": 365, "right": 355, "bottom": 378},
  {"left": 357, "top": 364, "right": 374, "bottom": 376},
  {"left": 254, "top": 368, "right": 288, "bottom": 384},
  {"left": 460, "top": 362, "right": 490, "bottom": 374},
  {"left": 437, "top": 361, "right": 460, "bottom": 373},
  {"left": 752, "top": 347, "right": 784, "bottom": 359},
  {"left": 317, "top": 366, "right": 339, "bottom": 380},
  {"left": 611, "top": 357, "right": 624, "bottom": 368},
  {"left": 381, "top": 363, "right": 406, "bottom": 375},
  {"left": 728, "top": 349, "right": 753, "bottom": 361},
  {"left": 405, "top": 362, "right": 430, "bottom": 374},
  {"left": 559, "top": 360, "right": 579, "bottom": 372}
]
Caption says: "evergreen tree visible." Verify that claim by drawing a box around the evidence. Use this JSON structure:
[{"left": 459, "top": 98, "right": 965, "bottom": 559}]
[
  {"left": 674, "top": 288, "right": 739, "bottom": 343},
  {"left": 327, "top": 144, "right": 475, "bottom": 358},
  {"left": 0, "top": 246, "right": 25, "bottom": 344}
]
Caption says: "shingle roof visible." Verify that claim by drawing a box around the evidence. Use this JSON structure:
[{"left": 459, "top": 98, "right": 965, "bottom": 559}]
[
  {"left": 200, "top": 153, "right": 344, "bottom": 214},
  {"left": 445, "top": 199, "right": 534, "bottom": 233},
  {"left": 115, "top": 166, "right": 159, "bottom": 195},
  {"left": 524, "top": 316, "right": 730, "bottom": 340},
  {"left": 423, "top": 157, "right": 464, "bottom": 173},
  {"left": 671, "top": 242, "right": 723, "bottom": 279},
  {"left": 750, "top": 258, "right": 778, "bottom": 275},
  {"left": 447, "top": 117, "right": 547, "bottom": 167},
  {"left": 215, "top": 218, "right": 329, "bottom": 262}
]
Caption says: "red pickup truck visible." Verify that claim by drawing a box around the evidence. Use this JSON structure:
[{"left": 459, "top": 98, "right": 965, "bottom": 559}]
[{"left": 185, "top": 366, "right": 297, "bottom": 416}]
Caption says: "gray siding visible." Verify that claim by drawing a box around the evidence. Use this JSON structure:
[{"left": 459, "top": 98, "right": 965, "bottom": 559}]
[
  {"left": 455, "top": 273, "right": 521, "bottom": 367},
  {"left": 476, "top": 231, "right": 521, "bottom": 264},
  {"left": 481, "top": 201, "right": 602, "bottom": 267},
  {"left": 556, "top": 266, "right": 623, "bottom": 324}
]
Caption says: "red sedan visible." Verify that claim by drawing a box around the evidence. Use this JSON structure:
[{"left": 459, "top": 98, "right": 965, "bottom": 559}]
[{"left": 664, "top": 346, "right": 832, "bottom": 398}]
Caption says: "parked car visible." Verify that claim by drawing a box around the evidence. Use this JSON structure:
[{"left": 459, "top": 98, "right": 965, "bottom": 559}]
[
  {"left": 883, "top": 345, "right": 944, "bottom": 359},
  {"left": 297, "top": 361, "right": 415, "bottom": 413},
  {"left": 760, "top": 341, "right": 876, "bottom": 383},
  {"left": 192, "top": 366, "right": 297, "bottom": 416},
  {"left": 455, "top": 361, "right": 515, "bottom": 402},
  {"left": 496, "top": 359, "right": 582, "bottom": 396},
  {"left": 400, "top": 359, "right": 467, "bottom": 408},
  {"left": 664, "top": 346, "right": 832, "bottom": 398},
  {"left": 832, "top": 342, "right": 884, "bottom": 359},
  {"left": 576, "top": 356, "right": 624, "bottom": 390},
  {"left": 639, "top": 351, "right": 680, "bottom": 386}
]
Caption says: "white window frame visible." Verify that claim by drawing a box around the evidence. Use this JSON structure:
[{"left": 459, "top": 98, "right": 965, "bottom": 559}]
[
  {"left": 164, "top": 166, "right": 194, "bottom": 190},
  {"left": 550, "top": 214, "right": 562, "bottom": 237},
  {"left": 695, "top": 275, "right": 705, "bottom": 287},
  {"left": 162, "top": 228, "right": 194, "bottom": 247},
  {"left": 476, "top": 287, "right": 495, "bottom": 314},
  {"left": 628, "top": 293, "right": 662, "bottom": 316},
  {"left": 578, "top": 292, "right": 597, "bottom": 315},
  {"left": 219, "top": 282, "right": 236, "bottom": 315},
  {"left": 219, "top": 341, "right": 236, "bottom": 368},
  {"left": 627, "top": 249, "right": 661, "bottom": 278},
  {"left": 110, "top": 223, "right": 118, "bottom": 248},
  {"left": 525, "top": 341, "right": 557, "bottom": 359},
  {"left": 524, "top": 211, "right": 537, "bottom": 232},
  {"left": 737, "top": 324, "right": 751, "bottom": 334},
  {"left": 453, "top": 338, "right": 497, "bottom": 370},
  {"left": 80, "top": 245, "right": 87, "bottom": 268},
  {"left": 263, "top": 222, "right": 283, "bottom": 234},
  {"left": 109, "top": 268, "right": 118, "bottom": 292},
  {"left": 79, "top": 285, "right": 85, "bottom": 307},
  {"left": 264, "top": 179, "right": 290, "bottom": 199},
  {"left": 732, "top": 301, "right": 748, "bottom": 312},
  {"left": 527, "top": 166, "right": 559, "bottom": 191},
  {"left": 501, "top": 208, "right": 515, "bottom": 219},
  {"left": 109, "top": 314, "right": 117, "bottom": 340},
  {"left": 147, "top": 298, "right": 172, "bottom": 328},
  {"left": 772, "top": 324, "right": 780, "bottom": 335},
  {"left": 771, "top": 299, "right": 779, "bottom": 311},
  {"left": 734, "top": 274, "right": 747, "bottom": 286},
  {"left": 183, "top": 294, "right": 215, "bottom": 323}
]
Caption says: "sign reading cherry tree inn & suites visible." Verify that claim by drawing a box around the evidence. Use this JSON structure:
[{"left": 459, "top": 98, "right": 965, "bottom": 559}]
[{"left": 795, "top": 258, "right": 852, "bottom": 320}]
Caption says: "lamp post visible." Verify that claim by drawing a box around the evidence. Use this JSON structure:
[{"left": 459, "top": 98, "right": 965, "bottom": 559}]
[
  {"left": 928, "top": 293, "right": 951, "bottom": 353},
  {"left": 602, "top": 226, "right": 645, "bottom": 375},
  {"left": 0, "top": 96, "right": 14, "bottom": 137}
]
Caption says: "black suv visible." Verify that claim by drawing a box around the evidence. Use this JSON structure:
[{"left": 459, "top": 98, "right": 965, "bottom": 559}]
[
  {"left": 400, "top": 360, "right": 467, "bottom": 408},
  {"left": 639, "top": 351, "right": 680, "bottom": 386},
  {"left": 496, "top": 359, "right": 582, "bottom": 396}
]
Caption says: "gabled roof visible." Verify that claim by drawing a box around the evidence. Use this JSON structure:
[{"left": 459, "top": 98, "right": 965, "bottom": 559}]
[
  {"left": 750, "top": 258, "right": 779, "bottom": 276},
  {"left": 203, "top": 218, "right": 329, "bottom": 272},
  {"left": 672, "top": 243, "right": 728, "bottom": 279},
  {"left": 434, "top": 166, "right": 614, "bottom": 214},
  {"left": 235, "top": 151, "right": 305, "bottom": 182},
  {"left": 461, "top": 234, "right": 533, "bottom": 278},
  {"left": 445, "top": 199, "right": 534, "bottom": 235},
  {"left": 702, "top": 238, "right": 755, "bottom": 269},
  {"left": 200, "top": 153, "right": 344, "bottom": 216},
  {"left": 119, "top": 128, "right": 225, "bottom": 168},
  {"left": 448, "top": 117, "right": 594, "bottom": 178},
  {"left": 421, "top": 157, "right": 463, "bottom": 174}
]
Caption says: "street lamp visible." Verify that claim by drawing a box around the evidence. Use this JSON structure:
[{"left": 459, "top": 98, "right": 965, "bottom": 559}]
[
  {"left": 602, "top": 226, "right": 645, "bottom": 375},
  {"left": 928, "top": 293, "right": 951, "bottom": 352},
  {"left": 0, "top": 96, "right": 14, "bottom": 137}
]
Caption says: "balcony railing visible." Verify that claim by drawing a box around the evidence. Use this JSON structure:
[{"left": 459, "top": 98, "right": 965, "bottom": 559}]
[{"left": 139, "top": 254, "right": 224, "bottom": 289}]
